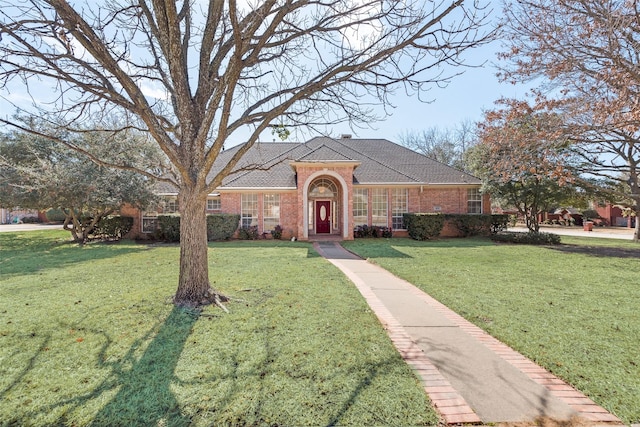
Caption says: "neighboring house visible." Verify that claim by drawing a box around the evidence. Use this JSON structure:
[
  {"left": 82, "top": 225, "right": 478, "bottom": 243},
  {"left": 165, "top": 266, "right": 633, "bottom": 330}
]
[
  {"left": 596, "top": 203, "right": 636, "bottom": 228},
  {"left": 543, "top": 208, "right": 583, "bottom": 225},
  {"left": 0, "top": 208, "right": 43, "bottom": 224},
  {"left": 125, "top": 136, "right": 489, "bottom": 240}
]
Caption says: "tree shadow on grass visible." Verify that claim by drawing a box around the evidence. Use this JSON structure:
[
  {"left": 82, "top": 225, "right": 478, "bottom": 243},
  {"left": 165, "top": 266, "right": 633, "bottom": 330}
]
[
  {"left": 89, "top": 307, "right": 197, "bottom": 426},
  {"left": 5, "top": 303, "right": 432, "bottom": 426},
  {"left": 549, "top": 244, "right": 640, "bottom": 259},
  {"left": 0, "top": 232, "right": 149, "bottom": 278},
  {"left": 1, "top": 307, "right": 197, "bottom": 426},
  {"left": 343, "top": 237, "right": 498, "bottom": 259}
]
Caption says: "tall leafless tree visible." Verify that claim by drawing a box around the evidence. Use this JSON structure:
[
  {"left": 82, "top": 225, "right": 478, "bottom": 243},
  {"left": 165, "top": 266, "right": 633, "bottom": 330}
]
[
  {"left": 398, "top": 118, "right": 478, "bottom": 171},
  {"left": 500, "top": 0, "right": 640, "bottom": 241},
  {"left": 0, "top": 0, "right": 493, "bottom": 307}
]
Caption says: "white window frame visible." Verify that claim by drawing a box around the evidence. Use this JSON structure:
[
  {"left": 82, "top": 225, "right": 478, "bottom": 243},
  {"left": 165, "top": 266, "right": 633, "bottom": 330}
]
[
  {"left": 371, "top": 188, "right": 388, "bottom": 227},
  {"left": 353, "top": 188, "right": 368, "bottom": 225},
  {"left": 467, "top": 188, "right": 482, "bottom": 214},
  {"left": 241, "top": 193, "right": 259, "bottom": 228},
  {"left": 392, "top": 188, "right": 408, "bottom": 230},
  {"left": 163, "top": 197, "right": 178, "bottom": 214},
  {"left": 263, "top": 194, "right": 280, "bottom": 231},
  {"left": 141, "top": 211, "right": 158, "bottom": 234},
  {"left": 207, "top": 197, "right": 221, "bottom": 211}
]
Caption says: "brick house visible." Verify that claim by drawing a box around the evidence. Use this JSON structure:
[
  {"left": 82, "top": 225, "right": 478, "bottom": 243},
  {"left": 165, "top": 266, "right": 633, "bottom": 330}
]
[{"left": 126, "top": 136, "right": 489, "bottom": 240}]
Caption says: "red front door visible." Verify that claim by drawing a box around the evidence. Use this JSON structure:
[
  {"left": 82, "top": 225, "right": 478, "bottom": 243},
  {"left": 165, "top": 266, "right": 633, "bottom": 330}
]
[{"left": 316, "top": 201, "right": 331, "bottom": 234}]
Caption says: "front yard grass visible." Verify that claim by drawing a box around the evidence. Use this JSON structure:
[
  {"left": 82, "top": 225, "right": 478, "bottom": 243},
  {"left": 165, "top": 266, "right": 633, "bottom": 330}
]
[
  {"left": 0, "top": 230, "right": 438, "bottom": 426},
  {"left": 343, "top": 236, "right": 640, "bottom": 424}
]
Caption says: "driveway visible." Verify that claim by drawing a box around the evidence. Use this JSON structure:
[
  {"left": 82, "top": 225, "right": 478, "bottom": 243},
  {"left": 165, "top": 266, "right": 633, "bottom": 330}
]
[
  {"left": 0, "top": 223, "right": 64, "bottom": 233},
  {"left": 509, "top": 225, "right": 635, "bottom": 240}
]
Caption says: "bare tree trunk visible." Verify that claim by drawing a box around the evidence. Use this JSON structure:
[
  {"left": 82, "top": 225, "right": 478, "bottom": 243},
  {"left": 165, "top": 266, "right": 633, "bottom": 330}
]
[
  {"left": 633, "top": 203, "right": 640, "bottom": 242},
  {"left": 173, "top": 188, "right": 225, "bottom": 307}
]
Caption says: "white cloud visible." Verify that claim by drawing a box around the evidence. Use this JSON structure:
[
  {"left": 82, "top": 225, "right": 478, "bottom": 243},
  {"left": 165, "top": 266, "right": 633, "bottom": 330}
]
[{"left": 140, "top": 82, "right": 170, "bottom": 101}]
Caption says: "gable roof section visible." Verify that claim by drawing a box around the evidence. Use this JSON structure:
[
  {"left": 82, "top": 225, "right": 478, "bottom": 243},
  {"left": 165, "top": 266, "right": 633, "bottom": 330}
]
[
  {"left": 218, "top": 142, "right": 305, "bottom": 188},
  {"left": 304, "top": 137, "right": 480, "bottom": 185},
  {"left": 295, "top": 143, "right": 354, "bottom": 162},
  {"left": 151, "top": 137, "right": 481, "bottom": 193}
]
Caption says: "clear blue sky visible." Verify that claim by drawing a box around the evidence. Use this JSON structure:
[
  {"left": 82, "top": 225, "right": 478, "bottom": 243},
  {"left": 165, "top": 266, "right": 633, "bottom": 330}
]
[
  {"left": 241, "top": 39, "right": 533, "bottom": 146},
  {"left": 324, "top": 40, "right": 532, "bottom": 142}
]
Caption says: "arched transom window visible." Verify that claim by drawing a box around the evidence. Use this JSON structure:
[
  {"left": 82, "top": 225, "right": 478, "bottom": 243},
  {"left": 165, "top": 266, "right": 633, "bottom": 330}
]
[{"left": 308, "top": 178, "right": 338, "bottom": 198}]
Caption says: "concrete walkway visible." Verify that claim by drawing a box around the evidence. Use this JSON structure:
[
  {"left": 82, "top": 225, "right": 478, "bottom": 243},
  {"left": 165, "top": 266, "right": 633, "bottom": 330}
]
[{"left": 313, "top": 241, "right": 623, "bottom": 426}]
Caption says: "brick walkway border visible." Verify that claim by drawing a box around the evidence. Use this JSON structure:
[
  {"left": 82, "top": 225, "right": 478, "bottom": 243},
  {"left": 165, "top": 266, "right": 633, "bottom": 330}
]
[
  {"left": 314, "top": 242, "right": 623, "bottom": 426},
  {"left": 402, "top": 283, "right": 622, "bottom": 424},
  {"left": 314, "top": 243, "right": 481, "bottom": 424}
]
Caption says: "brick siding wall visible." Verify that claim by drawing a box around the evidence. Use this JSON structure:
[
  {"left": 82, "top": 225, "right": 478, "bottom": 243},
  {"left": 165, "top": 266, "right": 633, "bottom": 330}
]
[{"left": 120, "top": 183, "right": 486, "bottom": 240}]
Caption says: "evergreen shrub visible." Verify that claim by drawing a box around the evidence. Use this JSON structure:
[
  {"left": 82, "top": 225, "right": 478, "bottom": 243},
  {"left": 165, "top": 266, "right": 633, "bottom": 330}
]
[
  {"left": 491, "top": 231, "right": 561, "bottom": 245},
  {"left": 403, "top": 213, "right": 444, "bottom": 240},
  {"left": 207, "top": 214, "right": 240, "bottom": 241},
  {"left": 94, "top": 216, "right": 134, "bottom": 240}
]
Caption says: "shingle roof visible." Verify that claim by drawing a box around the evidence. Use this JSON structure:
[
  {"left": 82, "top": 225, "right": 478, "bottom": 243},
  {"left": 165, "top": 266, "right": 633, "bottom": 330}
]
[
  {"left": 296, "top": 143, "right": 354, "bottom": 162},
  {"left": 157, "top": 136, "right": 480, "bottom": 193}
]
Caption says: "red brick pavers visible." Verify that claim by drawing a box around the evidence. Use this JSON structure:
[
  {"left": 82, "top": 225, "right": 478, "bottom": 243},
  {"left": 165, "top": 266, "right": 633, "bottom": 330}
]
[{"left": 314, "top": 242, "right": 481, "bottom": 425}]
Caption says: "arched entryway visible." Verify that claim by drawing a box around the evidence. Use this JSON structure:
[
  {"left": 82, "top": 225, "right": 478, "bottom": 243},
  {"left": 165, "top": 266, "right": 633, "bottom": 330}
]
[
  {"left": 309, "top": 178, "right": 338, "bottom": 235},
  {"left": 302, "top": 171, "right": 349, "bottom": 239}
]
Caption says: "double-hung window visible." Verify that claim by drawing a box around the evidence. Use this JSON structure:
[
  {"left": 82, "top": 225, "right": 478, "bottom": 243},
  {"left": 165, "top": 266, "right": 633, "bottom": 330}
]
[
  {"left": 141, "top": 211, "right": 158, "bottom": 234},
  {"left": 353, "top": 188, "right": 368, "bottom": 225},
  {"left": 467, "top": 188, "right": 482, "bottom": 214},
  {"left": 392, "top": 188, "right": 408, "bottom": 230},
  {"left": 241, "top": 194, "right": 258, "bottom": 228},
  {"left": 207, "top": 197, "right": 221, "bottom": 211},
  {"left": 371, "top": 189, "right": 388, "bottom": 227},
  {"left": 263, "top": 194, "right": 280, "bottom": 231}
]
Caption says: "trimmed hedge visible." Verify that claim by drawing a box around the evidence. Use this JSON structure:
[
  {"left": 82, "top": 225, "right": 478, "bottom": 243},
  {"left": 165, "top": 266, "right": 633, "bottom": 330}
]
[
  {"left": 354, "top": 224, "right": 393, "bottom": 238},
  {"left": 491, "top": 231, "right": 561, "bottom": 245},
  {"left": 403, "top": 213, "right": 444, "bottom": 240},
  {"left": 21, "top": 216, "right": 41, "bottom": 224},
  {"left": 94, "top": 216, "right": 134, "bottom": 240},
  {"left": 156, "top": 215, "right": 181, "bottom": 242},
  {"left": 45, "top": 208, "right": 66, "bottom": 222},
  {"left": 156, "top": 214, "right": 240, "bottom": 242},
  {"left": 444, "top": 214, "right": 491, "bottom": 237},
  {"left": 404, "top": 213, "right": 510, "bottom": 240},
  {"left": 207, "top": 214, "right": 241, "bottom": 241}
]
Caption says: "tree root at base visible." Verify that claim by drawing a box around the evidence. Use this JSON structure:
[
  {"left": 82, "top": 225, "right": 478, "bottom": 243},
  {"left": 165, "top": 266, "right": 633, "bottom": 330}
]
[{"left": 173, "top": 287, "right": 230, "bottom": 312}]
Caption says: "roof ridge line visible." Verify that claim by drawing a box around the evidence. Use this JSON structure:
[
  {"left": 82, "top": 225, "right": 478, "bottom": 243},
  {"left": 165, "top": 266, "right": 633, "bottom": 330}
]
[
  {"left": 219, "top": 142, "right": 305, "bottom": 186},
  {"left": 296, "top": 142, "right": 355, "bottom": 161},
  {"left": 327, "top": 137, "right": 421, "bottom": 183},
  {"left": 376, "top": 139, "right": 480, "bottom": 180}
]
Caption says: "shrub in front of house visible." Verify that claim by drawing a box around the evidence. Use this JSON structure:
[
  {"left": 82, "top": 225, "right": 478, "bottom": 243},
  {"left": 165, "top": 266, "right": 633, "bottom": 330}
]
[
  {"left": 156, "top": 215, "right": 181, "bottom": 242},
  {"left": 238, "top": 225, "right": 259, "bottom": 240},
  {"left": 354, "top": 225, "right": 392, "bottom": 238},
  {"left": 207, "top": 214, "right": 240, "bottom": 241},
  {"left": 155, "top": 214, "right": 240, "bottom": 242},
  {"left": 270, "top": 224, "right": 283, "bottom": 240},
  {"left": 491, "top": 231, "right": 561, "bottom": 245},
  {"left": 490, "top": 214, "right": 509, "bottom": 234},
  {"left": 94, "top": 215, "right": 134, "bottom": 240},
  {"left": 444, "top": 214, "right": 493, "bottom": 237},
  {"left": 45, "top": 208, "right": 66, "bottom": 222},
  {"left": 21, "top": 216, "right": 41, "bottom": 223},
  {"left": 403, "top": 213, "right": 444, "bottom": 240}
]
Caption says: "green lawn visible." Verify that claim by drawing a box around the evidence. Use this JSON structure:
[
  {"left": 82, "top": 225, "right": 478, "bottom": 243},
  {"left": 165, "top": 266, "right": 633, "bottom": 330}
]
[
  {"left": 343, "top": 236, "right": 640, "bottom": 424},
  {"left": 0, "top": 231, "right": 438, "bottom": 427}
]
